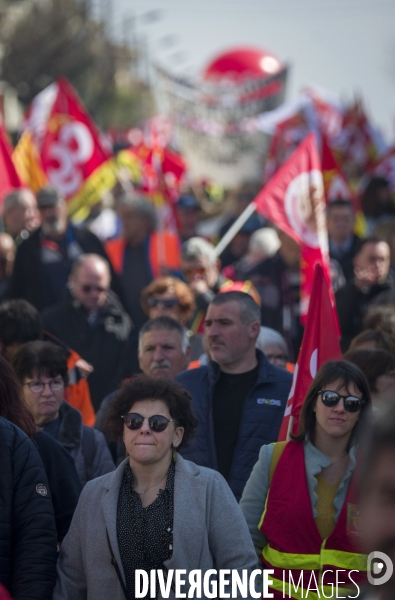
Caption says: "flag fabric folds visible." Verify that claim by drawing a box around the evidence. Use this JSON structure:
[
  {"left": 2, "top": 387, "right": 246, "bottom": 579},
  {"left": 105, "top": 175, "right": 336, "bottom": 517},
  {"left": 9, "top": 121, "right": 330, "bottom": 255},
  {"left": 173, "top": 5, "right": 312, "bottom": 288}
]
[
  {"left": 278, "top": 264, "right": 342, "bottom": 440},
  {"left": 23, "top": 77, "right": 118, "bottom": 219},
  {"left": 12, "top": 131, "right": 48, "bottom": 192},
  {"left": 0, "top": 126, "right": 23, "bottom": 204},
  {"left": 253, "top": 132, "right": 334, "bottom": 322}
]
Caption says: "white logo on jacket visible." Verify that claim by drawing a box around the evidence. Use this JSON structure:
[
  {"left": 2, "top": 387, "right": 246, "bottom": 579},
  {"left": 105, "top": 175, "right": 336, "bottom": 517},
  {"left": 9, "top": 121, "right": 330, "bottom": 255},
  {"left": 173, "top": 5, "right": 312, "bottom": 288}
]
[{"left": 257, "top": 398, "right": 282, "bottom": 406}]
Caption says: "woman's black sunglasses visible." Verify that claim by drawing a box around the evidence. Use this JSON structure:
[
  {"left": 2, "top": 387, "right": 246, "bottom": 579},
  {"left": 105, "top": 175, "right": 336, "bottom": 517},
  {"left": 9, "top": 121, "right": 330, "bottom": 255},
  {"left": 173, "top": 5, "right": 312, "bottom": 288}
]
[
  {"left": 147, "top": 297, "right": 179, "bottom": 309},
  {"left": 122, "top": 413, "right": 175, "bottom": 432},
  {"left": 318, "top": 390, "right": 365, "bottom": 413}
]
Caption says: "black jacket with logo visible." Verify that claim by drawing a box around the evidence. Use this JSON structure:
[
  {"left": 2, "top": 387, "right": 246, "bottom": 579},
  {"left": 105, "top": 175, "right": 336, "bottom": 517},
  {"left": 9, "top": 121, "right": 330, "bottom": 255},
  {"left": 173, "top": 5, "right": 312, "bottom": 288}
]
[{"left": 0, "top": 417, "right": 57, "bottom": 599}]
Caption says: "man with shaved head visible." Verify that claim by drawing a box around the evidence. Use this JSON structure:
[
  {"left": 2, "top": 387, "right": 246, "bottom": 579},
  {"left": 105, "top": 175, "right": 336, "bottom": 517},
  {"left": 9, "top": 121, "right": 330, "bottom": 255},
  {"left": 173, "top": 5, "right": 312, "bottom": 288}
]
[{"left": 42, "top": 254, "right": 131, "bottom": 410}]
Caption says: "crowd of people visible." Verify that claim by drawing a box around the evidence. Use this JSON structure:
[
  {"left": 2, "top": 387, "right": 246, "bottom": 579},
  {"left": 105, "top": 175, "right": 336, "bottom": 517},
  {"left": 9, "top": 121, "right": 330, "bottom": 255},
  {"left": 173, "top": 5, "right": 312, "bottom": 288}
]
[{"left": 1, "top": 178, "right": 395, "bottom": 600}]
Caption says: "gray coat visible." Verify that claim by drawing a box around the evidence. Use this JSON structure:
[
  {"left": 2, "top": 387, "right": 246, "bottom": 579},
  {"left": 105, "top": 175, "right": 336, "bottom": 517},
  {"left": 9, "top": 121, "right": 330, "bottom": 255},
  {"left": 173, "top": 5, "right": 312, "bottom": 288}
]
[{"left": 54, "top": 455, "right": 260, "bottom": 600}]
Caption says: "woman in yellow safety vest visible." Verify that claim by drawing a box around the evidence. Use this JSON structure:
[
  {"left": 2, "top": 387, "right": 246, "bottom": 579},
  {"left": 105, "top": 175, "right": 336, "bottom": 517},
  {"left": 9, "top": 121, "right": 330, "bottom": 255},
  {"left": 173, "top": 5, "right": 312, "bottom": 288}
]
[{"left": 240, "top": 360, "right": 371, "bottom": 600}]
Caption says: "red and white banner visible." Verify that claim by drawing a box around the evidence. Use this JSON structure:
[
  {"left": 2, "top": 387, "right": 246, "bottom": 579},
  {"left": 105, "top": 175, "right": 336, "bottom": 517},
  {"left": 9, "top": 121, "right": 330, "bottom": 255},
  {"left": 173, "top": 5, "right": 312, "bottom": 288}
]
[
  {"left": 278, "top": 264, "right": 342, "bottom": 440},
  {"left": 331, "top": 100, "right": 387, "bottom": 181},
  {"left": 23, "top": 78, "right": 117, "bottom": 218},
  {"left": 254, "top": 132, "right": 334, "bottom": 321}
]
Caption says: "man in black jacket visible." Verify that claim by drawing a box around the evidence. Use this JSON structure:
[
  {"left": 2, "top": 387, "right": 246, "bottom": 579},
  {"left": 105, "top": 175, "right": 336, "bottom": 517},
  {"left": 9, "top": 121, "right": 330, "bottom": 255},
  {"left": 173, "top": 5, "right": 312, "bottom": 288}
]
[
  {"left": 42, "top": 254, "right": 132, "bottom": 410},
  {"left": 0, "top": 417, "right": 57, "bottom": 599},
  {"left": 9, "top": 186, "right": 122, "bottom": 311}
]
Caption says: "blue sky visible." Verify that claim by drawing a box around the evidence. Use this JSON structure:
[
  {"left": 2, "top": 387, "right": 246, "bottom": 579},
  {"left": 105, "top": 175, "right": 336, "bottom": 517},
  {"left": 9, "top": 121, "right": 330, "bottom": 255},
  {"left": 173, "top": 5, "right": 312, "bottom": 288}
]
[{"left": 108, "top": 0, "right": 395, "bottom": 142}]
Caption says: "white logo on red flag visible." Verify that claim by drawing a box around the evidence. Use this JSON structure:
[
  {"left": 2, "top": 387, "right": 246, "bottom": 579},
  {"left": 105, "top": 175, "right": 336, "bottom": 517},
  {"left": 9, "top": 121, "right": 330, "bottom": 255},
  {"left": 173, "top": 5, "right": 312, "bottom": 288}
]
[
  {"left": 48, "top": 122, "right": 94, "bottom": 196},
  {"left": 285, "top": 169, "right": 326, "bottom": 250},
  {"left": 23, "top": 78, "right": 114, "bottom": 211},
  {"left": 254, "top": 133, "right": 333, "bottom": 321}
]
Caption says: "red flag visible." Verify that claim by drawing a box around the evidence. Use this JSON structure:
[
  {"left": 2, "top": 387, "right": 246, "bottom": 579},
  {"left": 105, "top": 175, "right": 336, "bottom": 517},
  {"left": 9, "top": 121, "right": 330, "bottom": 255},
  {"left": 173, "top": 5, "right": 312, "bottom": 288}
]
[
  {"left": 321, "top": 135, "right": 360, "bottom": 209},
  {"left": 254, "top": 132, "right": 333, "bottom": 322},
  {"left": 0, "top": 126, "right": 23, "bottom": 204},
  {"left": 23, "top": 78, "right": 117, "bottom": 218},
  {"left": 278, "top": 264, "right": 342, "bottom": 440},
  {"left": 40, "top": 78, "right": 113, "bottom": 196}
]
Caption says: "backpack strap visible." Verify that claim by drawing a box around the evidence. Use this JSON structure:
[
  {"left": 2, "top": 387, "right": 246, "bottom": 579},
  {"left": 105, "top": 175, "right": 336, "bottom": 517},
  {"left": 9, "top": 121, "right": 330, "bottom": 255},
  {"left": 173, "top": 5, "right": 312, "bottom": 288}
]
[
  {"left": 81, "top": 426, "right": 96, "bottom": 483},
  {"left": 269, "top": 440, "right": 289, "bottom": 485}
]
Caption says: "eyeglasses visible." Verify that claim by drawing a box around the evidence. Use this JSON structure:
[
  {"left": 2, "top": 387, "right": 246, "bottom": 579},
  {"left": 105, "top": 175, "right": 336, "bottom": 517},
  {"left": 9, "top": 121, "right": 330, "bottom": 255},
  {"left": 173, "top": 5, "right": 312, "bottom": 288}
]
[
  {"left": 318, "top": 390, "right": 365, "bottom": 413},
  {"left": 80, "top": 284, "right": 107, "bottom": 294},
  {"left": 265, "top": 354, "right": 288, "bottom": 365},
  {"left": 121, "top": 412, "right": 175, "bottom": 432},
  {"left": 147, "top": 297, "right": 179, "bottom": 309},
  {"left": 24, "top": 378, "right": 64, "bottom": 394},
  {"left": 183, "top": 267, "right": 206, "bottom": 278}
]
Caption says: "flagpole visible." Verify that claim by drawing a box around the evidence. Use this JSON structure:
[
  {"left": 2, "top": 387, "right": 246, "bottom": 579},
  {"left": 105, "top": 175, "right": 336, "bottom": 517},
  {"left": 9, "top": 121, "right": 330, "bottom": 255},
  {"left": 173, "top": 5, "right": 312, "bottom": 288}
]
[
  {"left": 286, "top": 416, "right": 294, "bottom": 441},
  {"left": 214, "top": 201, "right": 257, "bottom": 258}
]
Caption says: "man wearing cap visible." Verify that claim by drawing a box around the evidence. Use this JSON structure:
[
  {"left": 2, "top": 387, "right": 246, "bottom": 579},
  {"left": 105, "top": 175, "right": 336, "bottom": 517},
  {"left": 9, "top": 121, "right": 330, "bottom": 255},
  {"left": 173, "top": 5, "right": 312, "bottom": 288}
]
[
  {"left": 10, "top": 186, "right": 122, "bottom": 311},
  {"left": 175, "top": 194, "right": 200, "bottom": 242}
]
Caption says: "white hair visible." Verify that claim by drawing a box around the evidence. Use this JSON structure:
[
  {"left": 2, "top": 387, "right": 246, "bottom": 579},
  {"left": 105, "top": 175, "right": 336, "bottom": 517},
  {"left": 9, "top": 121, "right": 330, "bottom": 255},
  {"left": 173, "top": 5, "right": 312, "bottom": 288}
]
[
  {"left": 249, "top": 228, "right": 280, "bottom": 258},
  {"left": 182, "top": 237, "right": 217, "bottom": 267},
  {"left": 256, "top": 326, "right": 288, "bottom": 355}
]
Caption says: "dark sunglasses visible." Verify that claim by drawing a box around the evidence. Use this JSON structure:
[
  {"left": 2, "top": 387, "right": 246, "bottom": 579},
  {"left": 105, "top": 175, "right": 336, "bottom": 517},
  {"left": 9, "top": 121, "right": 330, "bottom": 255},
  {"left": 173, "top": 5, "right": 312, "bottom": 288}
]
[
  {"left": 122, "top": 412, "right": 175, "bottom": 432},
  {"left": 183, "top": 266, "right": 206, "bottom": 278},
  {"left": 81, "top": 284, "right": 106, "bottom": 293},
  {"left": 318, "top": 390, "right": 365, "bottom": 413},
  {"left": 147, "top": 297, "right": 179, "bottom": 309}
]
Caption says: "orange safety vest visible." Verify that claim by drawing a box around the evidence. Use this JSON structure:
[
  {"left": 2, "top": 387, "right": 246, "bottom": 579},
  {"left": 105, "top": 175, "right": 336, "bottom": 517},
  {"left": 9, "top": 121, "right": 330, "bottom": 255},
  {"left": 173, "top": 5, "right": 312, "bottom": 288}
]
[
  {"left": 259, "top": 440, "right": 366, "bottom": 599},
  {"left": 44, "top": 331, "right": 96, "bottom": 427},
  {"left": 64, "top": 350, "right": 96, "bottom": 427},
  {"left": 105, "top": 232, "right": 181, "bottom": 279}
]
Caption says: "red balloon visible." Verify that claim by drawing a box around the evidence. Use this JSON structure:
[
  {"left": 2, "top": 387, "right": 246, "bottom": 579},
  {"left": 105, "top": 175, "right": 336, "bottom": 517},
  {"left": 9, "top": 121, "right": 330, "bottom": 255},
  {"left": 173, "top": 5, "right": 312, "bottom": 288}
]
[{"left": 202, "top": 46, "right": 284, "bottom": 83}]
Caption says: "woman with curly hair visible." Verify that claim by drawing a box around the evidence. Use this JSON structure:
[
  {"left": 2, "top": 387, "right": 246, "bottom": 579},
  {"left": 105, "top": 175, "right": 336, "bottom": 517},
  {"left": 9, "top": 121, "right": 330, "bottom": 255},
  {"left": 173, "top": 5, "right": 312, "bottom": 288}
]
[
  {"left": 141, "top": 276, "right": 195, "bottom": 326},
  {"left": 54, "top": 374, "right": 258, "bottom": 600}
]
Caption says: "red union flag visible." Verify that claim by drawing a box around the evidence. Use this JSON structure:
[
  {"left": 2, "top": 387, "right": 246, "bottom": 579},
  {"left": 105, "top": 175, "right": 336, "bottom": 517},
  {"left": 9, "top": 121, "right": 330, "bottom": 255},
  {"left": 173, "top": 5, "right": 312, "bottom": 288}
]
[
  {"left": 254, "top": 132, "right": 333, "bottom": 321},
  {"left": 23, "top": 78, "right": 117, "bottom": 218},
  {"left": 278, "top": 264, "right": 342, "bottom": 440}
]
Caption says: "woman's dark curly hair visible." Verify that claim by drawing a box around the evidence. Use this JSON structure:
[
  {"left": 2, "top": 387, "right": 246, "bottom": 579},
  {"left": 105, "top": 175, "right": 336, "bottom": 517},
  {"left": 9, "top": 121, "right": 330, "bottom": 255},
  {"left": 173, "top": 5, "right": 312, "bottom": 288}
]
[{"left": 104, "top": 374, "right": 198, "bottom": 449}]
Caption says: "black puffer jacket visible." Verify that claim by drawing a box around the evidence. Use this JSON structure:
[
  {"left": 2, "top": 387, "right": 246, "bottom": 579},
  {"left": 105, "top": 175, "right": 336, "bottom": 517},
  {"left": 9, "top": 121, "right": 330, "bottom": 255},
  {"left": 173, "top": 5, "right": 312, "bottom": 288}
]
[{"left": 0, "top": 417, "right": 57, "bottom": 600}]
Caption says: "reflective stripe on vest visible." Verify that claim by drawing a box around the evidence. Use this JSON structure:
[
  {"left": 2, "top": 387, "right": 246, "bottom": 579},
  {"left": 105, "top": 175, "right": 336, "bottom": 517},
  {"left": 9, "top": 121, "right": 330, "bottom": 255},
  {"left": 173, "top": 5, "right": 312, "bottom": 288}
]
[
  {"left": 263, "top": 544, "right": 367, "bottom": 572},
  {"left": 259, "top": 440, "right": 367, "bottom": 595}
]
